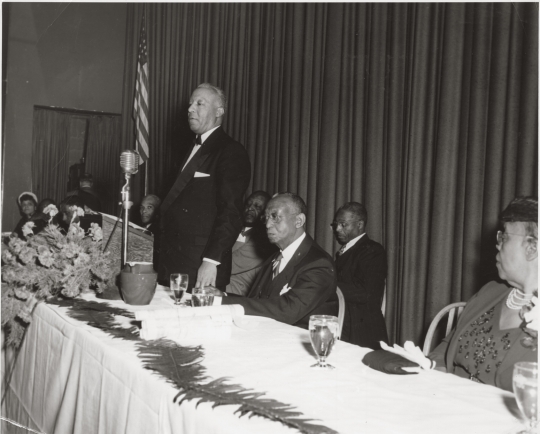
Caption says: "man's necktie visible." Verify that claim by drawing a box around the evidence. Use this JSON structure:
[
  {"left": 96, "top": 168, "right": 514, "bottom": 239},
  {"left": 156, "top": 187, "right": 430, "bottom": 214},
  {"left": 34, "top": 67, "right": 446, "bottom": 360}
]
[
  {"left": 337, "top": 245, "right": 347, "bottom": 257},
  {"left": 272, "top": 253, "right": 283, "bottom": 280},
  {"left": 194, "top": 135, "right": 202, "bottom": 145}
]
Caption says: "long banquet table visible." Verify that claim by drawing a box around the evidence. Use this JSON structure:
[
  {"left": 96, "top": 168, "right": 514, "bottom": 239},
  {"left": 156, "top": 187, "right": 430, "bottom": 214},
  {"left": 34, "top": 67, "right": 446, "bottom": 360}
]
[{"left": 1, "top": 287, "right": 527, "bottom": 434}]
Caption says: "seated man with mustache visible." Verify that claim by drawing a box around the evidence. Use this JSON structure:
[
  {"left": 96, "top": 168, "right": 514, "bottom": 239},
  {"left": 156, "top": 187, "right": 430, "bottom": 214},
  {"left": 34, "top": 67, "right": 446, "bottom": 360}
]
[{"left": 215, "top": 192, "right": 338, "bottom": 328}]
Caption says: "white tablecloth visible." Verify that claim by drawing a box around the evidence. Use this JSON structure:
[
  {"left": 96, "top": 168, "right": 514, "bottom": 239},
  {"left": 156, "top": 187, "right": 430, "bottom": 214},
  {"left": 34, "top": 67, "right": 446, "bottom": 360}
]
[{"left": 1, "top": 287, "right": 526, "bottom": 434}]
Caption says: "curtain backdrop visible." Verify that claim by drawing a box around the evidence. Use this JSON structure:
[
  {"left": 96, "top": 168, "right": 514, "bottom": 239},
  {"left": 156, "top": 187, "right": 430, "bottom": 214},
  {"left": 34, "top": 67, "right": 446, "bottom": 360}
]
[
  {"left": 85, "top": 115, "right": 123, "bottom": 215},
  {"left": 31, "top": 108, "right": 71, "bottom": 206},
  {"left": 121, "top": 3, "right": 538, "bottom": 344},
  {"left": 32, "top": 107, "right": 122, "bottom": 215}
]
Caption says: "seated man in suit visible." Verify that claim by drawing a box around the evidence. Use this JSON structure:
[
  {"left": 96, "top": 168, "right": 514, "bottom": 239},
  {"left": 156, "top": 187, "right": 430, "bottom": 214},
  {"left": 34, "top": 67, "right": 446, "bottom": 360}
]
[
  {"left": 332, "top": 202, "right": 388, "bottom": 349},
  {"left": 225, "top": 190, "right": 277, "bottom": 295},
  {"left": 139, "top": 194, "right": 161, "bottom": 268},
  {"left": 139, "top": 194, "right": 161, "bottom": 236},
  {"left": 216, "top": 193, "right": 337, "bottom": 328}
]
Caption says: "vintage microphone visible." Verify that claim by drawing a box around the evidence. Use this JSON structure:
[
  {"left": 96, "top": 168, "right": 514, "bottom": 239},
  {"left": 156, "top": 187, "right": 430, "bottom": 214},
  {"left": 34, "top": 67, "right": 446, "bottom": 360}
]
[{"left": 119, "top": 149, "right": 140, "bottom": 267}]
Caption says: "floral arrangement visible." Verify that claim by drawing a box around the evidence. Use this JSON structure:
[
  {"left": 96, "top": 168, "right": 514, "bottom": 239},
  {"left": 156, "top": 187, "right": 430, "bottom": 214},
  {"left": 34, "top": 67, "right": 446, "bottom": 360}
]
[
  {"left": 1, "top": 205, "right": 117, "bottom": 348},
  {"left": 520, "top": 290, "right": 538, "bottom": 351}
]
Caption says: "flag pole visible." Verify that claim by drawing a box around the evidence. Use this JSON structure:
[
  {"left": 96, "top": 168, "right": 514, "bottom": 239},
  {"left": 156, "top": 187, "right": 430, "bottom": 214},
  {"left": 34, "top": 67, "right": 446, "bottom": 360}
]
[{"left": 145, "top": 162, "right": 148, "bottom": 196}]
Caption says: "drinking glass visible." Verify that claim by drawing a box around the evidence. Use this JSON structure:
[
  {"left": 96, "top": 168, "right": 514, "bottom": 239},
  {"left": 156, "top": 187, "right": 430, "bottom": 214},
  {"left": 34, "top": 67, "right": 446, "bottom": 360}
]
[
  {"left": 513, "top": 362, "right": 538, "bottom": 433},
  {"left": 170, "top": 273, "right": 188, "bottom": 305},
  {"left": 309, "top": 315, "right": 339, "bottom": 369},
  {"left": 192, "top": 287, "right": 214, "bottom": 307}
]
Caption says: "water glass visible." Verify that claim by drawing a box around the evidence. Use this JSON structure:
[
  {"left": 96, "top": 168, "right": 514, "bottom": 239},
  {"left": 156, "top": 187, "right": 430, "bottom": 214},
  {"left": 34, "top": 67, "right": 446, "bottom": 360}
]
[
  {"left": 192, "top": 287, "right": 214, "bottom": 307},
  {"left": 513, "top": 362, "right": 538, "bottom": 433},
  {"left": 309, "top": 315, "right": 339, "bottom": 369},
  {"left": 170, "top": 273, "right": 188, "bottom": 305}
]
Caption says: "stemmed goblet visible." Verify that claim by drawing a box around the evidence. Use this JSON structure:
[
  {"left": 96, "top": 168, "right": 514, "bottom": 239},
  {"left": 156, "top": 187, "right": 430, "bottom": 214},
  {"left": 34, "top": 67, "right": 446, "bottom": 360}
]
[
  {"left": 513, "top": 362, "right": 538, "bottom": 433},
  {"left": 170, "top": 273, "right": 188, "bottom": 305},
  {"left": 309, "top": 315, "right": 339, "bottom": 369}
]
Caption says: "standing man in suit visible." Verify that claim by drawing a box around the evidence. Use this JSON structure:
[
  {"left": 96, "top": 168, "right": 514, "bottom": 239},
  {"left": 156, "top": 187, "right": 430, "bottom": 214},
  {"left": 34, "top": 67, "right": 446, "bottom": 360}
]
[
  {"left": 226, "top": 190, "right": 277, "bottom": 295},
  {"left": 216, "top": 193, "right": 337, "bottom": 328},
  {"left": 332, "top": 202, "right": 388, "bottom": 349},
  {"left": 158, "top": 83, "right": 251, "bottom": 292}
]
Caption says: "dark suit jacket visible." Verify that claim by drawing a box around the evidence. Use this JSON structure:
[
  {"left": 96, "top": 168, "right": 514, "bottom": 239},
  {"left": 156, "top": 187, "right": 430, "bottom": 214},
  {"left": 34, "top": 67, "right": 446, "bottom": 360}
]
[
  {"left": 222, "top": 233, "right": 337, "bottom": 327},
  {"left": 336, "top": 234, "right": 388, "bottom": 349},
  {"left": 429, "top": 281, "right": 537, "bottom": 392},
  {"left": 225, "top": 225, "right": 277, "bottom": 295},
  {"left": 158, "top": 127, "right": 251, "bottom": 290}
]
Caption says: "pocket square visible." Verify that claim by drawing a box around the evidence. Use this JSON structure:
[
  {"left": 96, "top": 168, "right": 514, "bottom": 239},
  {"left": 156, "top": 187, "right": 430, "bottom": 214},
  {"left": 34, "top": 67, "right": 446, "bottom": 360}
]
[
  {"left": 280, "top": 284, "right": 292, "bottom": 295},
  {"left": 194, "top": 172, "right": 210, "bottom": 178}
]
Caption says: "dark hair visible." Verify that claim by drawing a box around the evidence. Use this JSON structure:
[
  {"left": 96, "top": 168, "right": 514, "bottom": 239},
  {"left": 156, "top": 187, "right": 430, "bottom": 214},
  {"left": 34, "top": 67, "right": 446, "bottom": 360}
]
[
  {"left": 499, "top": 196, "right": 538, "bottom": 239},
  {"left": 249, "top": 190, "right": 272, "bottom": 203},
  {"left": 275, "top": 192, "right": 307, "bottom": 216},
  {"left": 337, "top": 202, "right": 368, "bottom": 227},
  {"left": 19, "top": 194, "right": 37, "bottom": 206},
  {"left": 38, "top": 198, "right": 56, "bottom": 213}
]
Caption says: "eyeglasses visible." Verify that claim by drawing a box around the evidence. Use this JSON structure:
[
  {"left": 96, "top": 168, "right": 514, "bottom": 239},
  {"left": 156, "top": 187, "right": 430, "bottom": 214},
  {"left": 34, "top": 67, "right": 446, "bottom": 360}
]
[
  {"left": 264, "top": 211, "right": 296, "bottom": 225},
  {"left": 330, "top": 220, "right": 361, "bottom": 230},
  {"left": 496, "top": 230, "right": 535, "bottom": 245}
]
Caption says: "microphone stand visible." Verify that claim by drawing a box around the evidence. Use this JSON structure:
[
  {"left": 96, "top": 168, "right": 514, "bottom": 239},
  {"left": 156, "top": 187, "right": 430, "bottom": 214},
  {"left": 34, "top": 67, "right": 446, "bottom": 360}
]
[{"left": 120, "top": 172, "right": 134, "bottom": 268}]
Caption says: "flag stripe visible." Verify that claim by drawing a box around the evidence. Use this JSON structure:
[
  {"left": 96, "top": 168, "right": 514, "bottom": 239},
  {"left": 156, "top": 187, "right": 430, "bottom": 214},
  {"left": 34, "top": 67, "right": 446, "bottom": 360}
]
[{"left": 133, "top": 12, "right": 150, "bottom": 163}]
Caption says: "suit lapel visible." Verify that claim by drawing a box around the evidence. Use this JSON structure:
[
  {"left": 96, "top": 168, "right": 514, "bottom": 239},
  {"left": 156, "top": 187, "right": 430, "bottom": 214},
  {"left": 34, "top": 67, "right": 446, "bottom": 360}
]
[
  {"left": 232, "top": 229, "right": 251, "bottom": 253},
  {"left": 247, "top": 252, "right": 277, "bottom": 298},
  {"left": 336, "top": 234, "right": 369, "bottom": 264},
  {"left": 261, "top": 234, "right": 313, "bottom": 298},
  {"left": 160, "top": 127, "right": 225, "bottom": 217}
]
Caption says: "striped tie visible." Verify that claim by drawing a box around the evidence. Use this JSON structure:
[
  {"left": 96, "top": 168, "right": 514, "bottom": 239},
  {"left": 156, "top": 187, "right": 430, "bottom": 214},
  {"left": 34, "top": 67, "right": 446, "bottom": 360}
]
[{"left": 272, "top": 253, "right": 283, "bottom": 280}]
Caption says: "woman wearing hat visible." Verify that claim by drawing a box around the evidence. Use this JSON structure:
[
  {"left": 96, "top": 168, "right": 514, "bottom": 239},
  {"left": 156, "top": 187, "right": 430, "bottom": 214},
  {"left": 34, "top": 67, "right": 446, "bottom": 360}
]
[{"left": 12, "top": 192, "right": 48, "bottom": 239}]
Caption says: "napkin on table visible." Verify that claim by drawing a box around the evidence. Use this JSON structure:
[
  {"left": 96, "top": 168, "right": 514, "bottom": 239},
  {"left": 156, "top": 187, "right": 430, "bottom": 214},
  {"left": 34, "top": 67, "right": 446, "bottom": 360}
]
[{"left": 380, "top": 341, "right": 436, "bottom": 370}]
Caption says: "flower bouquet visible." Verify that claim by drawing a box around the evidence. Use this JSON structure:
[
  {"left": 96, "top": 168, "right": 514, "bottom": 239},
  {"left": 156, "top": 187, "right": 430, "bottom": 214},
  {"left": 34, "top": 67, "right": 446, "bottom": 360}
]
[{"left": 1, "top": 205, "right": 117, "bottom": 348}]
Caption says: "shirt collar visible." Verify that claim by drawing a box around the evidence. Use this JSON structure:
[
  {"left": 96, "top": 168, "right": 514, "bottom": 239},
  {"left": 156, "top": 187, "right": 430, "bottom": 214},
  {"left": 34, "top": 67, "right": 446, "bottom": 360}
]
[
  {"left": 342, "top": 233, "right": 366, "bottom": 254},
  {"left": 199, "top": 125, "right": 221, "bottom": 144},
  {"left": 281, "top": 232, "right": 307, "bottom": 262}
]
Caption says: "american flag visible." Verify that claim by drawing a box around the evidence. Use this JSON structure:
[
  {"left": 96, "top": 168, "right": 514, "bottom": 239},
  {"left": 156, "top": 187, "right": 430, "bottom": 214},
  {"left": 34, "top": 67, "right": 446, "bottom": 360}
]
[{"left": 133, "top": 11, "right": 149, "bottom": 163}]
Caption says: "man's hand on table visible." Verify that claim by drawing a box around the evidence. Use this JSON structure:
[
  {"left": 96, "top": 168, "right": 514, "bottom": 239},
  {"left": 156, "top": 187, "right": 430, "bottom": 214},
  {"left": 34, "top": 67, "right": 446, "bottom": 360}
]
[{"left": 195, "top": 262, "right": 217, "bottom": 289}]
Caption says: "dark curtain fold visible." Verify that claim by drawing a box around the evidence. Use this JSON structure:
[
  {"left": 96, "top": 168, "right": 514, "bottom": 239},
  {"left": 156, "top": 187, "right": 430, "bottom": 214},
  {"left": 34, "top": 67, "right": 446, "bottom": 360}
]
[
  {"left": 31, "top": 108, "right": 71, "bottom": 205},
  {"left": 85, "top": 115, "right": 123, "bottom": 215},
  {"left": 31, "top": 107, "right": 122, "bottom": 215},
  {"left": 121, "top": 3, "right": 538, "bottom": 344}
]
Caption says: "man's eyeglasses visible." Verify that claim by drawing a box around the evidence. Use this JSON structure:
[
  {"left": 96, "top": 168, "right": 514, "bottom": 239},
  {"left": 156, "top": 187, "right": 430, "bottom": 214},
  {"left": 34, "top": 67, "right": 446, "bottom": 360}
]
[
  {"left": 330, "top": 220, "right": 361, "bottom": 230},
  {"left": 496, "top": 230, "right": 534, "bottom": 245},
  {"left": 264, "top": 212, "right": 297, "bottom": 225}
]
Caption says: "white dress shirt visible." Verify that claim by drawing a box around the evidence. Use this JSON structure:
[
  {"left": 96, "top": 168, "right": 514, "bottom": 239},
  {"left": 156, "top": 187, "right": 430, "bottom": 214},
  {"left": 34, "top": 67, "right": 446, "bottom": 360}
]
[
  {"left": 339, "top": 232, "right": 366, "bottom": 255},
  {"left": 182, "top": 125, "right": 221, "bottom": 171},
  {"left": 277, "top": 232, "right": 307, "bottom": 273},
  {"left": 236, "top": 227, "right": 252, "bottom": 243}
]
